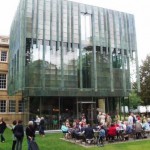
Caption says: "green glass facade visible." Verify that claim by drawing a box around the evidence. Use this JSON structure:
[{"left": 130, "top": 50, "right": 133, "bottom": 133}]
[{"left": 8, "top": 0, "right": 140, "bottom": 126}]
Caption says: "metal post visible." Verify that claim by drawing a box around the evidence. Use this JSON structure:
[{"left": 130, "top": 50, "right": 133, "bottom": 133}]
[
  {"left": 77, "top": 98, "right": 79, "bottom": 119},
  {"left": 123, "top": 97, "right": 125, "bottom": 120},
  {"left": 40, "top": 96, "right": 42, "bottom": 116},
  {"left": 119, "top": 97, "right": 121, "bottom": 120},
  {"left": 59, "top": 97, "right": 60, "bottom": 128},
  {"left": 91, "top": 97, "right": 93, "bottom": 124}
]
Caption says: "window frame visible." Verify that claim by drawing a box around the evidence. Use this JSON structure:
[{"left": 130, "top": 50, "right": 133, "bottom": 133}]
[
  {"left": 0, "top": 100, "right": 6, "bottom": 113},
  {"left": 0, "top": 50, "right": 8, "bottom": 62},
  {"left": 0, "top": 73, "right": 7, "bottom": 90},
  {"left": 9, "top": 100, "right": 16, "bottom": 113}
]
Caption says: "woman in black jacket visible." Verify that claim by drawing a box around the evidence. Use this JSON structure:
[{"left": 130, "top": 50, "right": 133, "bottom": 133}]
[
  {"left": 39, "top": 117, "right": 45, "bottom": 137},
  {"left": 14, "top": 120, "right": 24, "bottom": 150},
  {"left": 0, "top": 117, "right": 6, "bottom": 143},
  {"left": 26, "top": 121, "right": 36, "bottom": 150}
]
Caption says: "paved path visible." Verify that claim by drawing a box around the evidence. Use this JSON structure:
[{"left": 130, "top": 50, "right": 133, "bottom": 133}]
[{"left": 60, "top": 133, "right": 150, "bottom": 148}]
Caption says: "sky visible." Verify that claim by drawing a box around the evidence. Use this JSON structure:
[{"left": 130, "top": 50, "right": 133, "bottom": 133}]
[{"left": 0, "top": 0, "right": 150, "bottom": 65}]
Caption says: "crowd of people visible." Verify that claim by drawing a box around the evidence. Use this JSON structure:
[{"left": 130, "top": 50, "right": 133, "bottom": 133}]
[
  {"left": 0, "top": 112, "right": 150, "bottom": 148},
  {"left": 0, "top": 116, "right": 45, "bottom": 150},
  {"left": 61, "top": 112, "right": 150, "bottom": 146}
]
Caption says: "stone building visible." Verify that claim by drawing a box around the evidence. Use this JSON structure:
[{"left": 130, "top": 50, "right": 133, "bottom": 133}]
[{"left": 0, "top": 36, "right": 22, "bottom": 124}]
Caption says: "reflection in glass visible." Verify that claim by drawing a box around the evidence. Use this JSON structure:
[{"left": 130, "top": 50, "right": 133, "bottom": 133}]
[
  {"left": 32, "top": 44, "right": 38, "bottom": 61},
  {"left": 81, "top": 13, "right": 92, "bottom": 42},
  {"left": 82, "top": 47, "right": 92, "bottom": 88},
  {"left": 45, "top": 46, "right": 50, "bottom": 63}
]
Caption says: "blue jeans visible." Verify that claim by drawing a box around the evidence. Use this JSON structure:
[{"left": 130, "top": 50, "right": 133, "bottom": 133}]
[{"left": 27, "top": 138, "right": 35, "bottom": 150}]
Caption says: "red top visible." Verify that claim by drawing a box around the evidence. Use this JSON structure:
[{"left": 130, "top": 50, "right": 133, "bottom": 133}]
[
  {"left": 107, "top": 126, "right": 117, "bottom": 136},
  {"left": 136, "top": 116, "right": 141, "bottom": 120}
]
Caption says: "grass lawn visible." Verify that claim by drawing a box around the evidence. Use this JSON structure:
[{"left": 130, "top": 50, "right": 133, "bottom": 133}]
[{"left": 1, "top": 128, "right": 150, "bottom": 150}]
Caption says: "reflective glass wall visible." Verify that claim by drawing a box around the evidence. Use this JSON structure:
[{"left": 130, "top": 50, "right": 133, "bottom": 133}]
[{"left": 9, "top": 0, "right": 140, "bottom": 97}]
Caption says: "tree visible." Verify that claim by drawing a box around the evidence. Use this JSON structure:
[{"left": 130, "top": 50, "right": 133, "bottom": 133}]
[
  {"left": 129, "top": 90, "right": 143, "bottom": 109},
  {"left": 140, "top": 54, "right": 150, "bottom": 105}
]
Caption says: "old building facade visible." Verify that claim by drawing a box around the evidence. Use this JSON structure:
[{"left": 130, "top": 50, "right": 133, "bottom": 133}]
[{"left": 0, "top": 36, "right": 23, "bottom": 124}]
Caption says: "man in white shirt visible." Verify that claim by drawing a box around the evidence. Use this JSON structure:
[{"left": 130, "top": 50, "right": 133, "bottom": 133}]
[{"left": 128, "top": 113, "right": 134, "bottom": 125}]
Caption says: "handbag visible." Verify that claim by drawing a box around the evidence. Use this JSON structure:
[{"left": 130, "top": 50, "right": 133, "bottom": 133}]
[{"left": 30, "top": 140, "right": 40, "bottom": 150}]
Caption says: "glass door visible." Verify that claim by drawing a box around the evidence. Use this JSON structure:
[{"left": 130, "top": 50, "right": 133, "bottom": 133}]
[{"left": 77, "top": 100, "right": 96, "bottom": 124}]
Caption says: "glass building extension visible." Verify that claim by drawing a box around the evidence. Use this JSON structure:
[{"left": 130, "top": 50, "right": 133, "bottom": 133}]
[{"left": 9, "top": 0, "right": 140, "bottom": 127}]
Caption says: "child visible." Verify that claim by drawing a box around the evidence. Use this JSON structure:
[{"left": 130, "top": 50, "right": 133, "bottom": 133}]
[{"left": 98, "top": 126, "right": 105, "bottom": 147}]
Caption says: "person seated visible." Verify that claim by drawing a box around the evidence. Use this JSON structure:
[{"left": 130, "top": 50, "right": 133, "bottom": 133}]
[
  {"left": 147, "top": 118, "right": 150, "bottom": 126},
  {"left": 142, "top": 120, "right": 150, "bottom": 131},
  {"left": 65, "top": 121, "right": 70, "bottom": 128},
  {"left": 116, "top": 121, "right": 126, "bottom": 141},
  {"left": 81, "top": 114, "right": 87, "bottom": 124},
  {"left": 72, "top": 119, "right": 78, "bottom": 128},
  {"left": 119, "top": 121, "right": 129, "bottom": 141},
  {"left": 134, "top": 120, "right": 143, "bottom": 139},
  {"left": 61, "top": 122, "right": 69, "bottom": 138},
  {"left": 142, "top": 120, "right": 150, "bottom": 137},
  {"left": 83, "top": 124, "right": 94, "bottom": 144},
  {"left": 117, "top": 121, "right": 125, "bottom": 131},
  {"left": 136, "top": 114, "right": 141, "bottom": 121},
  {"left": 71, "top": 122, "right": 85, "bottom": 141},
  {"left": 114, "top": 121, "right": 119, "bottom": 130},
  {"left": 107, "top": 123, "right": 117, "bottom": 142},
  {"left": 126, "top": 122, "right": 133, "bottom": 139},
  {"left": 98, "top": 126, "right": 106, "bottom": 146}
]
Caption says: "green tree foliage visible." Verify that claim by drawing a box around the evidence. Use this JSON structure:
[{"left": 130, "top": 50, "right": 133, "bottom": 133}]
[
  {"left": 140, "top": 55, "right": 150, "bottom": 104},
  {"left": 129, "top": 90, "right": 143, "bottom": 109}
]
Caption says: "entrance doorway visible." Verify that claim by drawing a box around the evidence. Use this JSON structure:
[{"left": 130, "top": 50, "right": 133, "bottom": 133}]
[{"left": 77, "top": 101, "right": 96, "bottom": 124}]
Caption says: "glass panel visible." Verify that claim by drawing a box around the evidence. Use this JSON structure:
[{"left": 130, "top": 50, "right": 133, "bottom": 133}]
[
  {"left": 112, "top": 54, "right": 122, "bottom": 69},
  {"left": 81, "top": 13, "right": 92, "bottom": 42},
  {"left": 63, "top": 47, "right": 78, "bottom": 88},
  {"left": 31, "top": 44, "right": 43, "bottom": 61},
  {"left": 45, "top": 45, "right": 50, "bottom": 63},
  {"left": 82, "top": 46, "right": 92, "bottom": 88}
]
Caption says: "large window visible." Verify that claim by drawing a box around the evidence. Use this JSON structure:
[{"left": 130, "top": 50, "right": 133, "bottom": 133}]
[
  {"left": 9, "top": 100, "right": 16, "bottom": 112},
  {"left": 81, "top": 13, "right": 92, "bottom": 42},
  {"left": 0, "top": 100, "right": 6, "bottom": 112},
  {"left": 0, "top": 74, "right": 7, "bottom": 89},
  {"left": 0, "top": 51, "right": 7, "bottom": 62}
]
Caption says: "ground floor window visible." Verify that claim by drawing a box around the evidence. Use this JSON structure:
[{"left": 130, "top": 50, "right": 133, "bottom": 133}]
[
  {"left": 29, "top": 97, "right": 98, "bottom": 129},
  {"left": 0, "top": 100, "right": 6, "bottom": 112},
  {"left": 9, "top": 100, "right": 16, "bottom": 112},
  {"left": 27, "top": 96, "right": 125, "bottom": 129}
]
